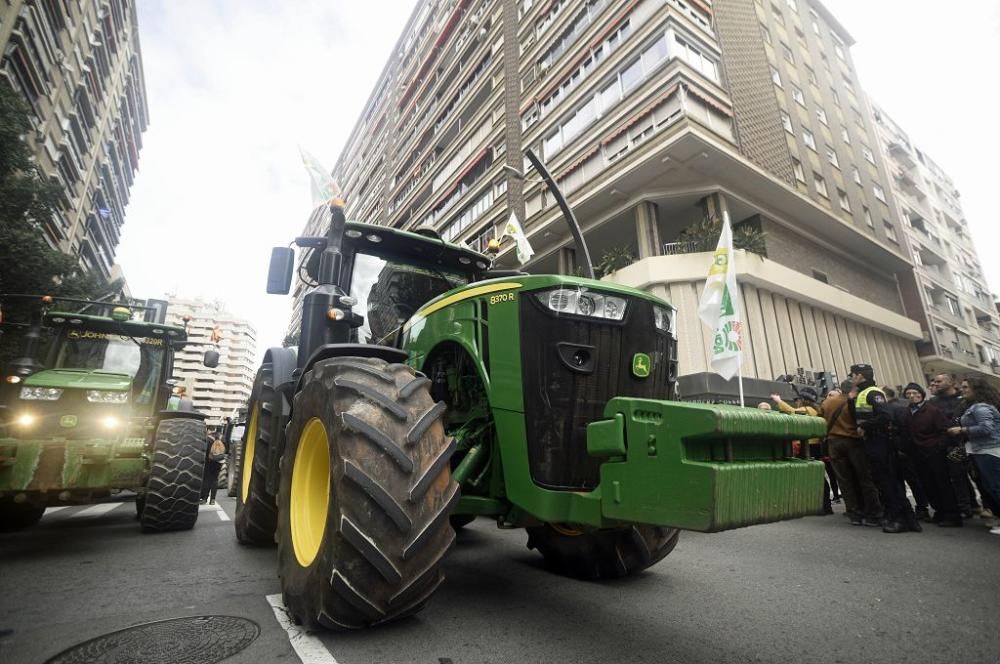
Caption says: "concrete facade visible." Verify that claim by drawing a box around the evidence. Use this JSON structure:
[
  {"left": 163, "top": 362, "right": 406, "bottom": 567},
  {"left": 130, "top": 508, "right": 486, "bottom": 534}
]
[
  {"left": 871, "top": 99, "right": 1000, "bottom": 383},
  {"left": 0, "top": 0, "right": 148, "bottom": 280},
  {"left": 293, "top": 0, "right": 930, "bottom": 388},
  {"left": 164, "top": 297, "right": 257, "bottom": 426}
]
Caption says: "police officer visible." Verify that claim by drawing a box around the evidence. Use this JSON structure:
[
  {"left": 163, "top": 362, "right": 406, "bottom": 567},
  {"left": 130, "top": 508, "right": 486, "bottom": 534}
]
[{"left": 849, "top": 364, "right": 921, "bottom": 533}]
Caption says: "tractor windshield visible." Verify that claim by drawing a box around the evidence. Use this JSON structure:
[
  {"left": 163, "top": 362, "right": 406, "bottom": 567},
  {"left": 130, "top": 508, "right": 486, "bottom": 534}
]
[
  {"left": 53, "top": 330, "right": 166, "bottom": 405},
  {"left": 351, "top": 252, "right": 470, "bottom": 346}
]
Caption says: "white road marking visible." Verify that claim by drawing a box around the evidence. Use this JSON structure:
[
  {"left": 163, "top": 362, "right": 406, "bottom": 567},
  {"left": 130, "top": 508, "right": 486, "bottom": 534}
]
[
  {"left": 73, "top": 503, "right": 122, "bottom": 518},
  {"left": 197, "top": 502, "right": 232, "bottom": 521},
  {"left": 266, "top": 594, "right": 339, "bottom": 664},
  {"left": 44, "top": 506, "right": 70, "bottom": 514}
]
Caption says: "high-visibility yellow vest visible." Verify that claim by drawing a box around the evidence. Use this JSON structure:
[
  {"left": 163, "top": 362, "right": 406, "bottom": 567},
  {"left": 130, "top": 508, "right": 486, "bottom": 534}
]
[{"left": 854, "top": 386, "right": 884, "bottom": 413}]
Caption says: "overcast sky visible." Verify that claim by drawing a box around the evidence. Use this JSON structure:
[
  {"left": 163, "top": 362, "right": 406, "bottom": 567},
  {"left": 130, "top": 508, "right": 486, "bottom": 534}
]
[{"left": 117, "top": 1, "right": 1000, "bottom": 362}]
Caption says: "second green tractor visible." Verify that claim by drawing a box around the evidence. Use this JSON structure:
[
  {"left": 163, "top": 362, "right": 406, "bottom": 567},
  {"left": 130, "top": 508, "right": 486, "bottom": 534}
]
[{"left": 234, "top": 199, "right": 825, "bottom": 630}]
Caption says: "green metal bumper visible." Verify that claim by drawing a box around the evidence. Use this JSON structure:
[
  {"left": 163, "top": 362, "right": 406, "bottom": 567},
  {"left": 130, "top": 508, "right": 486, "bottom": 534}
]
[
  {"left": 0, "top": 437, "right": 148, "bottom": 496},
  {"left": 492, "top": 398, "right": 825, "bottom": 532},
  {"left": 587, "top": 399, "right": 826, "bottom": 532}
]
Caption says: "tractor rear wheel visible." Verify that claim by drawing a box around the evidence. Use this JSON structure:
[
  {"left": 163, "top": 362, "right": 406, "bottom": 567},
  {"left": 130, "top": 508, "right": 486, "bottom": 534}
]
[
  {"left": 0, "top": 498, "right": 45, "bottom": 531},
  {"left": 226, "top": 439, "right": 242, "bottom": 497},
  {"left": 235, "top": 368, "right": 281, "bottom": 545},
  {"left": 277, "top": 357, "right": 457, "bottom": 630},
  {"left": 526, "top": 524, "right": 680, "bottom": 580},
  {"left": 140, "top": 418, "right": 206, "bottom": 532},
  {"left": 217, "top": 457, "right": 229, "bottom": 491}
]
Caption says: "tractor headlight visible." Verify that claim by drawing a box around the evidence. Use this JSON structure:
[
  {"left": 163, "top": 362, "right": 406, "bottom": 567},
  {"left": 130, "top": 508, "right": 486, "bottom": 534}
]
[
  {"left": 536, "top": 289, "right": 628, "bottom": 321},
  {"left": 15, "top": 413, "right": 36, "bottom": 427},
  {"left": 87, "top": 390, "right": 129, "bottom": 404},
  {"left": 653, "top": 306, "right": 677, "bottom": 337},
  {"left": 100, "top": 415, "right": 122, "bottom": 430},
  {"left": 20, "top": 387, "right": 63, "bottom": 401}
]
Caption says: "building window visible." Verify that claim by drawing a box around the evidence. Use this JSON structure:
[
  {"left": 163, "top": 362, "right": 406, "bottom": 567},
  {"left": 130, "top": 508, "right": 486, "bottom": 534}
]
[
  {"left": 883, "top": 220, "right": 897, "bottom": 242},
  {"left": 786, "top": 0, "right": 799, "bottom": 12},
  {"left": 781, "top": 110, "right": 794, "bottom": 133},
  {"left": 852, "top": 165, "right": 862, "bottom": 185},
  {"left": 802, "top": 129, "right": 817, "bottom": 151},
  {"left": 831, "top": 89, "right": 840, "bottom": 107},
  {"left": 670, "top": 31, "right": 719, "bottom": 81},
  {"left": 791, "top": 85, "right": 806, "bottom": 106},
  {"left": 805, "top": 65, "right": 817, "bottom": 87},
  {"left": 841, "top": 125, "right": 851, "bottom": 144},
  {"left": 781, "top": 42, "right": 795, "bottom": 64},
  {"left": 814, "top": 172, "right": 828, "bottom": 198},
  {"left": 826, "top": 145, "right": 840, "bottom": 168},
  {"left": 792, "top": 157, "right": 806, "bottom": 183},
  {"left": 770, "top": 65, "right": 782, "bottom": 87},
  {"left": 834, "top": 42, "right": 846, "bottom": 61},
  {"left": 873, "top": 184, "right": 887, "bottom": 203},
  {"left": 863, "top": 205, "right": 874, "bottom": 228},
  {"left": 771, "top": 3, "right": 785, "bottom": 25},
  {"left": 812, "top": 269, "right": 829, "bottom": 283},
  {"left": 761, "top": 24, "right": 771, "bottom": 44},
  {"left": 837, "top": 188, "right": 851, "bottom": 212},
  {"left": 816, "top": 108, "right": 828, "bottom": 125},
  {"left": 810, "top": 9, "right": 820, "bottom": 34},
  {"left": 862, "top": 145, "right": 876, "bottom": 164}
]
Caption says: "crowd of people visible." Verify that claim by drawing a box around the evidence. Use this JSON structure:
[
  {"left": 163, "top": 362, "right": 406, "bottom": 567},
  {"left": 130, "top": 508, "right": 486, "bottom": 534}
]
[{"left": 765, "top": 364, "right": 1000, "bottom": 535}]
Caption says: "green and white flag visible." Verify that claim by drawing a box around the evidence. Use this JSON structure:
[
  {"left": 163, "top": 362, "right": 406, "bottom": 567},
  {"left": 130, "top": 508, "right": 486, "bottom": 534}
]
[
  {"left": 697, "top": 212, "right": 743, "bottom": 380},
  {"left": 500, "top": 212, "right": 535, "bottom": 265},
  {"left": 299, "top": 147, "right": 341, "bottom": 206}
]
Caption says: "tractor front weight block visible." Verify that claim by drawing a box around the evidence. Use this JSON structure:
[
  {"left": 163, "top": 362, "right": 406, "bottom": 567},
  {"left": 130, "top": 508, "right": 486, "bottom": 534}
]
[{"left": 586, "top": 399, "right": 826, "bottom": 532}]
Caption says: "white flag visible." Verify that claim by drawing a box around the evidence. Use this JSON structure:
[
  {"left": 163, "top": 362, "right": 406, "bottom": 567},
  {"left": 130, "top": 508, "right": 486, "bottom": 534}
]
[
  {"left": 697, "top": 212, "right": 743, "bottom": 380},
  {"left": 299, "top": 147, "right": 341, "bottom": 206},
  {"left": 500, "top": 212, "right": 534, "bottom": 265}
]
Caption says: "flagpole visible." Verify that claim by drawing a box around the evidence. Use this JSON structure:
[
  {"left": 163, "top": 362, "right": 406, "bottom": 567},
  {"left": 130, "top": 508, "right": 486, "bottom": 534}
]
[{"left": 724, "top": 209, "right": 746, "bottom": 406}]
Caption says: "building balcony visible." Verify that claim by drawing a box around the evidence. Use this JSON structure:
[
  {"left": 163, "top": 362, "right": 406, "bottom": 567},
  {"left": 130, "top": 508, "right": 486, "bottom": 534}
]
[{"left": 888, "top": 141, "right": 916, "bottom": 170}]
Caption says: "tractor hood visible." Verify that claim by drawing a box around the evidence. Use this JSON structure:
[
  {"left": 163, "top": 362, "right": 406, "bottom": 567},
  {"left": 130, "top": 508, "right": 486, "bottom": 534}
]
[{"left": 23, "top": 369, "right": 132, "bottom": 391}]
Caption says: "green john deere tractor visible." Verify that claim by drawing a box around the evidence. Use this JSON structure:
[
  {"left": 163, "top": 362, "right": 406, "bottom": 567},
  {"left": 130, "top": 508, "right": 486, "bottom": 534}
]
[
  {"left": 0, "top": 295, "right": 219, "bottom": 532},
  {"left": 236, "top": 155, "right": 825, "bottom": 630}
]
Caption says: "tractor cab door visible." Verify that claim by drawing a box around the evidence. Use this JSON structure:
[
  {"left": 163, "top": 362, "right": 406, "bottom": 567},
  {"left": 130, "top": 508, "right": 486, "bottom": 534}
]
[{"left": 347, "top": 252, "right": 472, "bottom": 348}]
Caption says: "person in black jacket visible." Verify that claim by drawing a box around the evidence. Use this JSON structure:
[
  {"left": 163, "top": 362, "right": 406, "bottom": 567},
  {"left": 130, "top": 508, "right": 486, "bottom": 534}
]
[
  {"left": 884, "top": 386, "right": 930, "bottom": 521},
  {"left": 902, "top": 383, "right": 962, "bottom": 526},
  {"left": 201, "top": 427, "right": 223, "bottom": 505},
  {"left": 930, "top": 373, "right": 982, "bottom": 517},
  {"left": 849, "top": 364, "right": 919, "bottom": 533}
]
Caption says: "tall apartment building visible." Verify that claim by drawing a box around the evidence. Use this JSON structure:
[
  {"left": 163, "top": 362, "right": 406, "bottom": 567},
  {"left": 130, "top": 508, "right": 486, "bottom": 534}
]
[
  {"left": 871, "top": 100, "right": 1000, "bottom": 381},
  {"left": 165, "top": 297, "right": 257, "bottom": 426},
  {"left": 295, "top": 0, "right": 928, "bottom": 387},
  {"left": 0, "top": 0, "right": 148, "bottom": 280}
]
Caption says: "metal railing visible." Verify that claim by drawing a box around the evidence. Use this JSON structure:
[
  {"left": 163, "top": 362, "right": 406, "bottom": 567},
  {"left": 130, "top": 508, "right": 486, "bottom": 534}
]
[{"left": 661, "top": 241, "right": 703, "bottom": 256}]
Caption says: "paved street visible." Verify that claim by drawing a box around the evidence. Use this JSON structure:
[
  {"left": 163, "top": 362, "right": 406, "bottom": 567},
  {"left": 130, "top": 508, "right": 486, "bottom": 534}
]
[{"left": 1, "top": 496, "right": 997, "bottom": 664}]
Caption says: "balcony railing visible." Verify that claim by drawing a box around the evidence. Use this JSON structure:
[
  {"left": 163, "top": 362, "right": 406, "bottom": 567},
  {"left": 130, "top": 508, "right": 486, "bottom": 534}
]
[{"left": 662, "top": 241, "right": 702, "bottom": 255}]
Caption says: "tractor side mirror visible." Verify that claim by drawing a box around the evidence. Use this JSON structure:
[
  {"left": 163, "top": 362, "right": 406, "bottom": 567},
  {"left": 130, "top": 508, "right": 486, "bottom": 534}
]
[
  {"left": 203, "top": 350, "right": 220, "bottom": 368},
  {"left": 267, "top": 247, "right": 295, "bottom": 294}
]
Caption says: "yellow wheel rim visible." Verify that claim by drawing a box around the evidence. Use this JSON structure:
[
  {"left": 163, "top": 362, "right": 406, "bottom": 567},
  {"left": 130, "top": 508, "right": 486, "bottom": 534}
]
[
  {"left": 290, "top": 417, "right": 330, "bottom": 568},
  {"left": 240, "top": 407, "right": 258, "bottom": 503}
]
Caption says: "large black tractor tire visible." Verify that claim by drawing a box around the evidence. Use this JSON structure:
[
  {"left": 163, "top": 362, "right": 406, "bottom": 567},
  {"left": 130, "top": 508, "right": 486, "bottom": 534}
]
[
  {"left": 140, "top": 418, "right": 206, "bottom": 533},
  {"left": 526, "top": 524, "right": 680, "bottom": 580},
  {"left": 226, "top": 440, "right": 242, "bottom": 498},
  {"left": 217, "top": 457, "right": 229, "bottom": 491},
  {"left": 0, "top": 498, "right": 45, "bottom": 531},
  {"left": 235, "top": 368, "right": 281, "bottom": 545},
  {"left": 277, "top": 357, "right": 458, "bottom": 630}
]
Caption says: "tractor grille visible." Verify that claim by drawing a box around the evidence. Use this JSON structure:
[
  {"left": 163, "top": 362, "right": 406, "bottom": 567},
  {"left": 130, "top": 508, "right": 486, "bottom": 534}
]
[
  {"left": 519, "top": 291, "right": 677, "bottom": 490},
  {"left": 2, "top": 390, "right": 132, "bottom": 440}
]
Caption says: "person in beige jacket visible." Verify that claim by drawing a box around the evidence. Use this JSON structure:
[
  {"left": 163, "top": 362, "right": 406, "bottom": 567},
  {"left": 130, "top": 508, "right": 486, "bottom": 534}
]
[{"left": 819, "top": 387, "right": 882, "bottom": 526}]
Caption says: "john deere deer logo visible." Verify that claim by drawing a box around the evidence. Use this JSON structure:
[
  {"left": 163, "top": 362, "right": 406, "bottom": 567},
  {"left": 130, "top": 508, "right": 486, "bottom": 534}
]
[{"left": 632, "top": 353, "right": 651, "bottom": 378}]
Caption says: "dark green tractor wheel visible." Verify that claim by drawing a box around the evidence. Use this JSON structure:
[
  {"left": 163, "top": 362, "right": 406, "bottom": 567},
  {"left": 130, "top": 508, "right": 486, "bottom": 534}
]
[
  {"left": 235, "top": 366, "right": 281, "bottom": 545},
  {"left": 277, "top": 357, "right": 457, "bottom": 630},
  {"left": 526, "top": 523, "right": 680, "bottom": 580},
  {"left": 0, "top": 497, "right": 45, "bottom": 531}
]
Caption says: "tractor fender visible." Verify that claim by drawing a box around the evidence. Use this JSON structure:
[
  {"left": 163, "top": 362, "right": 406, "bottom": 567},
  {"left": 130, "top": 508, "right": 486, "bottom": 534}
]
[
  {"left": 261, "top": 346, "right": 298, "bottom": 494},
  {"left": 295, "top": 344, "right": 408, "bottom": 392}
]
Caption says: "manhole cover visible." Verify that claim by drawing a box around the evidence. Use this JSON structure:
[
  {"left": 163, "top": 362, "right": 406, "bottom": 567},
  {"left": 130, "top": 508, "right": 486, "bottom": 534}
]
[{"left": 44, "top": 615, "right": 260, "bottom": 664}]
